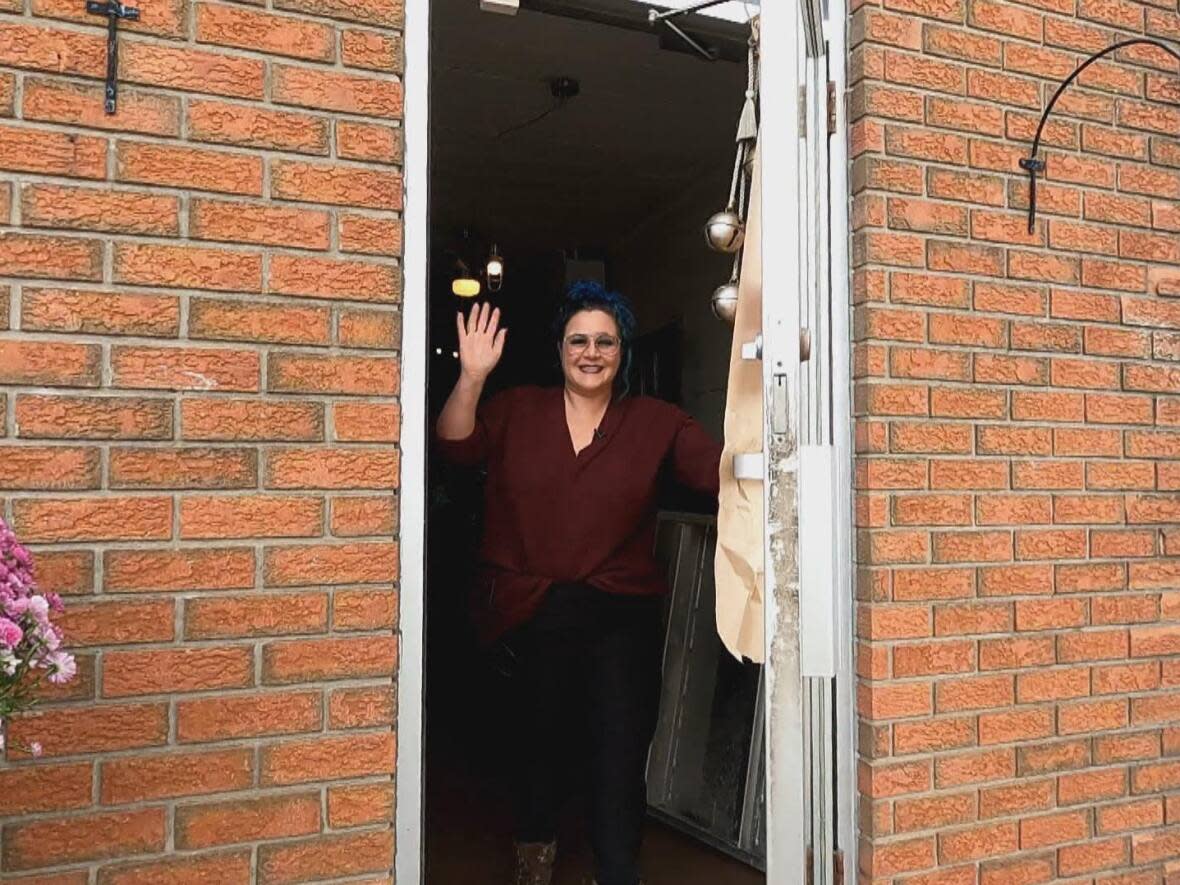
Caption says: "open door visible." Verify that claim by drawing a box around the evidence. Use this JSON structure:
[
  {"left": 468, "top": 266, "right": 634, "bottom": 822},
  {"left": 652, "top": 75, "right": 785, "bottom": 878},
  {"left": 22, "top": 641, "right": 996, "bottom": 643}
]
[{"left": 759, "top": 1, "right": 850, "bottom": 882}]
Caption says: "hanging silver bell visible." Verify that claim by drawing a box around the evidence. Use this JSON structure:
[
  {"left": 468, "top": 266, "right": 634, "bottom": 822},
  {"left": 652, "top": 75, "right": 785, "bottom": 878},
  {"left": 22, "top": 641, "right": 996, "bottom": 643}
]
[
  {"left": 705, "top": 207, "right": 744, "bottom": 253},
  {"left": 711, "top": 277, "right": 739, "bottom": 324}
]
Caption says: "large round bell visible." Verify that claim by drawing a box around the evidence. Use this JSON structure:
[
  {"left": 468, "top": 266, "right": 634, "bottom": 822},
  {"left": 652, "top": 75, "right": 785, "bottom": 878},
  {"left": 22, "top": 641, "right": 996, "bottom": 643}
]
[
  {"left": 705, "top": 209, "right": 745, "bottom": 253},
  {"left": 711, "top": 279, "right": 739, "bottom": 324}
]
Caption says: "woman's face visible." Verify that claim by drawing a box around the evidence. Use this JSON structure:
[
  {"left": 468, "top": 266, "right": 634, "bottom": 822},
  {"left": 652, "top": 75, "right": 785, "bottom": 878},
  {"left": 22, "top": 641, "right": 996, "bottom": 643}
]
[{"left": 560, "top": 309, "right": 622, "bottom": 397}]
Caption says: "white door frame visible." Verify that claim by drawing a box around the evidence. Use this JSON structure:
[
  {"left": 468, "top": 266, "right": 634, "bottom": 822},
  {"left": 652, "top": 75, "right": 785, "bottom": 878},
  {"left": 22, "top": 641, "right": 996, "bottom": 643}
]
[
  {"left": 395, "top": 0, "right": 430, "bottom": 881},
  {"left": 395, "top": 2, "right": 855, "bottom": 882}
]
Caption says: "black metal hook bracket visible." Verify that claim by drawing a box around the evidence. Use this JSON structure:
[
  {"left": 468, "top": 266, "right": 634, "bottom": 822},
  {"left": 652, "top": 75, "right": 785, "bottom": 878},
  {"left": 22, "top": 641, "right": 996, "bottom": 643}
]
[{"left": 1023, "top": 37, "right": 1180, "bottom": 233}]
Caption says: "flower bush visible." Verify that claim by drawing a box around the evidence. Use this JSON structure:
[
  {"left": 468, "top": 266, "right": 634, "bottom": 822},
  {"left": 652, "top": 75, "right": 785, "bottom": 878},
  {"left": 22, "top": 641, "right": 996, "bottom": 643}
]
[{"left": 0, "top": 517, "right": 75, "bottom": 755}]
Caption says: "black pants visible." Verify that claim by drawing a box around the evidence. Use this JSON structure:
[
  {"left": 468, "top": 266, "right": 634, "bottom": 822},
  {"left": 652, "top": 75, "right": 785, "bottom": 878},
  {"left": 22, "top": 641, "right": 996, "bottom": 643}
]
[{"left": 504, "top": 582, "right": 663, "bottom": 885}]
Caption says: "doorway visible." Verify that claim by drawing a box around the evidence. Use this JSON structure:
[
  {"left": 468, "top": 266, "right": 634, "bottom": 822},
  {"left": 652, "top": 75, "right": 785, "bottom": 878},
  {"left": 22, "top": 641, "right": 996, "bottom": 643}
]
[{"left": 421, "top": 2, "right": 766, "bottom": 883}]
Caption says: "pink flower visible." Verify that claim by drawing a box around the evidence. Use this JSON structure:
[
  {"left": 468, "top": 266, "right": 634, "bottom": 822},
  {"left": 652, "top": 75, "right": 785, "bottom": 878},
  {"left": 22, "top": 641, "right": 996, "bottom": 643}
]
[
  {"left": 47, "top": 651, "right": 76, "bottom": 684},
  {"left": 0, "top": 618, "right": 21, "bottom": 649},
  {"left": 29, "top": 741, "right": 42, "bottom": 758}
]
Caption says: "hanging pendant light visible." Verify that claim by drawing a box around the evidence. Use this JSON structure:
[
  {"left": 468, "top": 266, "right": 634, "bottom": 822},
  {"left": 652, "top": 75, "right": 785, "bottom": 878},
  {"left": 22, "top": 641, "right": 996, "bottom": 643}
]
[
  {"left": 486, "top": 244, "right": 504, "bottom": 292},
  {"left": 452, "top": 258, "right": 480, "bottom": 298}
]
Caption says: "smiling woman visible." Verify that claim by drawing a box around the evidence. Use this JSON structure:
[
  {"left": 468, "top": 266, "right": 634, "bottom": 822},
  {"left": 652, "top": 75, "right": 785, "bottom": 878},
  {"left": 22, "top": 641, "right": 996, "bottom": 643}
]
[{"left": 433, "top": 282, "right": 723, "bottom": 885}]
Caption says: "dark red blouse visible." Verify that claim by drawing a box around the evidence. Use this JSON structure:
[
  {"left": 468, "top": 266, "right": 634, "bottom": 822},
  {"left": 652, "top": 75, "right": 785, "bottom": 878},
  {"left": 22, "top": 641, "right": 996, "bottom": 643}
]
[{"left": 434, "top": 385, "right": 722, "bottom": 642}]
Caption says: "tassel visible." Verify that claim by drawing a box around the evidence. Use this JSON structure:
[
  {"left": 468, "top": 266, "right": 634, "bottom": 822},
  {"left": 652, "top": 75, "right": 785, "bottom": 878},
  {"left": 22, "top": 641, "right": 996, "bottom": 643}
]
[{"left": 735, "top": 33, "right": 759, "bottom": 143}]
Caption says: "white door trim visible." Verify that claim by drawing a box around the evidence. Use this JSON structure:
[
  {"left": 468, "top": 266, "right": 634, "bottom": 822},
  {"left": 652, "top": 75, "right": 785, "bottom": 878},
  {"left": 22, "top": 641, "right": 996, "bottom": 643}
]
[{"left": 395, "top": 0, "right": 430, "bottom": 880}]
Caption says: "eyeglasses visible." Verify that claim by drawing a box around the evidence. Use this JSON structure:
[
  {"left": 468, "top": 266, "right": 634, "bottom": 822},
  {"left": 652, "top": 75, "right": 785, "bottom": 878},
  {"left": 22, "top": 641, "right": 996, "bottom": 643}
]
[{"left": 564, "top": 333, "right": 620, "bottom": 355}]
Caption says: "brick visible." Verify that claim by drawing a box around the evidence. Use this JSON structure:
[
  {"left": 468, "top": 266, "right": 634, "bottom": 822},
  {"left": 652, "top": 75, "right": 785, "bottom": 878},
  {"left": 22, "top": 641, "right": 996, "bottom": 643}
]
[
  {"left": 272, "top": 159, "right": 402, "bottom": 210},
  {"left": 930, "top": 387, "right": 1007, "bottom": 419},
  {"left": 260, "top": 731, "right": 396, "bottom": 786},
  {"left": 0, "top": 23, "right": 106, "bottom": 79},
  {"left": 1057, "top": 698, "right": 1128, "bottom": 736},
  {"left": 1019, "top": 739, "right": 1090, "bottom": 774},
  {"left": 338, "top": 308, "right": 401, "bottom": 349},
  {"left": 21, "top": 78, "right": 180, "bottom": 137},
  {"left": 1051, "top": 289, "right": 1119, "bottom": 323},
  {"left": 895, "top": 792, "right": 975, "bottom": 832},
  {"left": 113, "top": 243, "right": 263, "bottom": 292},
  {"left": 977, "top": 708, "right": 1053, "bottom": 744},
  {"left": 330, "top": 495, "right": 397, "bottom": 536},
  {"left": 328, "top": 685, "right": 395, "bottom": 729},
  {"left": 932, "top": 530, "right": 1012, "bottom": 563},
  {"left": 1131, "top": 625, "right": 1180, "bottom": 657},
  {"left": 974, "top": 353, "right": 1048, "bottom": 385},
  {"left": 858, "top": 383, "right": 930, "bottom": 417},
  {"left": 109, "top": 446, "right": 256, "bottom": 490},
  {"left": 929, "top": 314, "right": 1005, "bottom": 348},
  {"left": 931, "top": 459, "right": 1009, "bottom": 490},
  {"left": 863, "top": 835, "right": 936, "bottom": 877},
  {"left": 328, "top": 783, "right": 395, "bottom": 828},
  {"left": 12, "top": 496, "right": 170, "bottom": 542},
  {"left": 176, "top": 793, "right": 321, "bottom": 849},
  {"left": 1081, "top": 258, "right": 1147, "bottom": 292},
  {"left": 1011, "top": 391, "right": 1082, "bottom": 423},
  {"left": 335, "top": 590, "right": 398, "bottom": 632},
  {"left": 1, "top": 809, "right": 165, "bottom": 870},
  {"left": 177, "top": 690, "right": 322, "bottom": 742},
  {"left": 273, "top": 0, "right": 402, "bottom": 26},
  {"left": 21, "top": 287, "right": 180, "bottom": 337},
  {"left": 5, "top": 704, "right": 167, "bottom": 758},
  {"left": 273, "top": 64, "right": 401, "bottom": 119},
  {"left": 264, "top": 449, "right": 398, "bottom": 492},
  {"left": 187, "top": 99, "right": 329, "bottom": 155},
  {"left": 0, "top": 763, "right": 92, "bottom": 814},
  {"left": 927, "top": 96, "right": 1005, "bottom": 137},
  {"left": 100, "top": 749, "right": 254, "bottom": 803},
  {"left": 979, "top": 855, "right": 1054, "bottom": 885},
  {"left": 342, "top": 28, "right": 402, "bottom": 71},
  {"left": 29, "top": 0, "right": 186, "bottom": 37},
  {"left": 97, "top": 851, "right": 252, "bottom": 885},
  {"left": 1020, "top": 810, "right": 1090, "bottom": 849},
  {"left": 857, "top": 681, "right": 933, "bottom": 720},
  {"left": 184, "top": 592, "right": 328, "bottom": 641},
  {"left": 257, "top": 830, "right": 394, "bottom": 884},
  {"left": 262, "top": 633, "right": 397, "bottom": 684},
  {"left": 1085, "top": 393, "right": 1153, "bottom": 425},
  {"left": 116, "top": 141, "right": 263, "bottom": 196},
  {"left": 1009, "top": 251, "right": 1081, "bottom": 286},
  {"left": 860, "top": 759, "right": 931, "bottom": 798},
  {"left": 1094, "top": 729, "right": 1160, "bottom": 761},
  {"left": 196, "top": 4, "right": 334, "bottom": 60},
  {"left": 338, "top": 214, "right": 404, "bottom": 257},
  {"left": 111, "top": 345, "right": 260, "bottom": 391},
  {"left": 977, "top": 425, "right": 1051, "bottom": 456},
  {"left": 0, "top": 446, "right": 99, "bottom": 490},
  {"left": 190, "top": 198, "right": 330, "bottom": 249},
  {"left": 1132, "top": 693, "right": 1180, "bottom": 726},
  {"left": 121, "top": 42, "right": 264, "bottom": 99},
  {"left": 981, "top": 781, "right": 1055, "bottom": 825},
  {"left": 940, "top": 821, "right": 1019, "bottom": 863},
  {"left": 979, "top": 636, "right": 1054, "bottom": 670},
  {"left": 893, "top": 567, "right": 974, "bottom": 601},
  {"left": 268, "top": 353, "right": 399, "bottom": 397},
  {"left": 0, "top": 123, "right": 106, "bottom": 179},
  {"left": 269, "top": 254, "right": 399, "bottom": 302},
  {"left": 936, "top": 674, "right": 1014, "bottom": 712},
  {"left": 180, "top": 495, "right": 322, "bottom": 540},
  {"left": 104, "top": 547, "right": 255, "bottom": 592},
  {"left": 1098, "top": 799, "right": 1165, "bottom": 834},
  {"left": 1091, "top": 529, "right": 1156, "bottom": 558},
  {"left": 189, "top": 297, "right": 331, "bottom": 346},
  {"left": 893, "top": 639, "right": 974, "bottom": 676},
  {"left": 55, "top": 599, "right": 174, "bottom": 647},
  {"left": 181, "top": 398, "right": 323, "bottom": 442},
  {"left": 34, "top": 550, "right": 96, "bottom": 596},
  {"left": 0, "top": 233, "right": 104, "bottom": 282},
  {"left": 1133, "top": 760, "right": 1180, "bottom": 793},
  {"left": 934, "top": 601, "right": 1012, "bottom": 635},
  {"left": 935, "top": 748, "right": 1014, "bottom": 788},
  {"left": 102, "top": 646, "right": 254, "bottom": 697}
]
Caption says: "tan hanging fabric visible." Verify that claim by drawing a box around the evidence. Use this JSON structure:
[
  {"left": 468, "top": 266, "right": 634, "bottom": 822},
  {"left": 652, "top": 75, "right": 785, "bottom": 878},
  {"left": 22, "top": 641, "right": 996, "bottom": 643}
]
[{"left": 715, "top": 143, "right": 764, "bottom": 663}]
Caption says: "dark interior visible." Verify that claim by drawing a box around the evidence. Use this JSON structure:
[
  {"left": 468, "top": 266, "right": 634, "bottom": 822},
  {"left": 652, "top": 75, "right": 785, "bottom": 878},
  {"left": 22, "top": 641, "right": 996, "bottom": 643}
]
[{"left": 424, "top": 3, "right": 765, "bottom": 881}]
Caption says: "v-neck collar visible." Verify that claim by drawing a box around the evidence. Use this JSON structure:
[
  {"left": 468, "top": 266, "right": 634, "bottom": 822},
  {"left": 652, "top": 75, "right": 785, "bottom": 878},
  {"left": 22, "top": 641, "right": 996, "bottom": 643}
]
[{"left": 558, "top": 387, "right": 623, "bottom": 463}]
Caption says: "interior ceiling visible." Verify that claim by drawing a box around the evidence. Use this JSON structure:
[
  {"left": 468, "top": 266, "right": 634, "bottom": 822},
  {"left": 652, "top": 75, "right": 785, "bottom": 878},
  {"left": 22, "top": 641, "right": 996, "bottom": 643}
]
[{"left": 430, "top": 0, "right": 750, "bottom": 251}]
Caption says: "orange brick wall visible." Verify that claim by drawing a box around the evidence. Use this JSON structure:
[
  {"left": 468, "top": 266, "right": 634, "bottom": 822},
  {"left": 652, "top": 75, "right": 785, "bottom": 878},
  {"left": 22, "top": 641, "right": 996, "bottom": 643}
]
[
  {"left": 850, "top": 0, "right": 1180, "bottom": 882},
  {"left": 0, "top": 0, "right": 404, "bottom": 881}
]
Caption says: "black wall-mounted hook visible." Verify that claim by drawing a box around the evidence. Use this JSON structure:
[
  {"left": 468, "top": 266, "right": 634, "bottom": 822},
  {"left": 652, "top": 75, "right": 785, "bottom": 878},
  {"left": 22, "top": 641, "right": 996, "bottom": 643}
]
[{"left": 1022, "top": 37, "right": 1180, "bottom": 233}]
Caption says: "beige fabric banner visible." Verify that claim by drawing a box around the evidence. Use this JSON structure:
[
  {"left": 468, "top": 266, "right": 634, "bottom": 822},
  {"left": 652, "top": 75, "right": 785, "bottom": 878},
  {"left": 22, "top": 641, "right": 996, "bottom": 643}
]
[{"left": 715, "top": 144, "right": 764, "bottom": 663}]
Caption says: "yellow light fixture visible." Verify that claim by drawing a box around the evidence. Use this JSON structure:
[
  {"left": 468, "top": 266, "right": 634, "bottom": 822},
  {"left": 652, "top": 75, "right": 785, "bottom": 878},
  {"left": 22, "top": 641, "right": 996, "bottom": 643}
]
[
  {"left": 451, "top": 256, "right": 480, "bottom": 298},
  {"left": 452, "top": 277, "right": 480, "bottom": 298}
]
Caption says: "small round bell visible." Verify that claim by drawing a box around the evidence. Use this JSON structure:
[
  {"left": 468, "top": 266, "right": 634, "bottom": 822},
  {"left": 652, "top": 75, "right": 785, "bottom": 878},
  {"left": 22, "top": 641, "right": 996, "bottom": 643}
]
[
  {"left": 711, "top": 278, "right": 739, "bottom": 324},
  {"left": 705, "top": 208, "right": 745, "bottom": 253}
]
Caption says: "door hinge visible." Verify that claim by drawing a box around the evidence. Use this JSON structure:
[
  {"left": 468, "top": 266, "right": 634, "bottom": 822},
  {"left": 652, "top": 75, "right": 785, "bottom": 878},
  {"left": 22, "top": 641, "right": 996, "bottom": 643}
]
[{"left": 826, "top": 80, "right": 837, "bottom": 135}]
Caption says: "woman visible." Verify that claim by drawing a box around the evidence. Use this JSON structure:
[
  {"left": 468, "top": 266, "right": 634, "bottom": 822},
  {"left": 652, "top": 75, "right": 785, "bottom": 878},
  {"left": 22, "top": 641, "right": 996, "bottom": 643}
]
[{"left": 435, "top": 281, "right": 722, "bottom": 885}]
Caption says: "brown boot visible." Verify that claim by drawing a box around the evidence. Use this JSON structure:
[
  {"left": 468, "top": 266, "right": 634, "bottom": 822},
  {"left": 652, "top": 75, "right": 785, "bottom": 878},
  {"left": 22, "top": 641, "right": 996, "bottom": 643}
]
[{"left": 514, "top": 841, "right": 556, "bottom": 885}]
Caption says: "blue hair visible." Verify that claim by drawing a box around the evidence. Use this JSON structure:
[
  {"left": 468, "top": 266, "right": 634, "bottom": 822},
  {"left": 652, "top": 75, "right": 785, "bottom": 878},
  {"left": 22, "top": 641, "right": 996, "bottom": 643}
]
[{"left": 553, "top": 280, "right": 636, "bottom": 396}]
